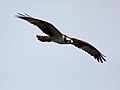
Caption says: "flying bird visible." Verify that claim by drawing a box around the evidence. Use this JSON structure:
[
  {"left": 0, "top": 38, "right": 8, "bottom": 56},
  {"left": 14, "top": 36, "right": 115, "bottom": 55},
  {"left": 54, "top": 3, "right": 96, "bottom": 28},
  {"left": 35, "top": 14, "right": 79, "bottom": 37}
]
[{"left": 16, "top": 13, "right": 106, "bottom": 63}]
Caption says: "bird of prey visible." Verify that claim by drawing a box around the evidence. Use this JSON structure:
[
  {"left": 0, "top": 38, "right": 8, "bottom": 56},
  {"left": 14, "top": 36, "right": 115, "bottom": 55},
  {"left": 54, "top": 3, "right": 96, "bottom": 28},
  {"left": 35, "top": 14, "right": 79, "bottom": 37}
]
[{"left": 16, "top": 13, "right": 106, "bottom": 63}]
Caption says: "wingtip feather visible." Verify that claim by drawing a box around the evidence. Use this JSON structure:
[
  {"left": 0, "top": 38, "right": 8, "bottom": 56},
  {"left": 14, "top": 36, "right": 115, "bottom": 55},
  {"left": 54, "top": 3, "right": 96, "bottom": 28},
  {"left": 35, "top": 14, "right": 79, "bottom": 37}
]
[{"left": 15, "top": 13, "right": 31, "bottom": 18}]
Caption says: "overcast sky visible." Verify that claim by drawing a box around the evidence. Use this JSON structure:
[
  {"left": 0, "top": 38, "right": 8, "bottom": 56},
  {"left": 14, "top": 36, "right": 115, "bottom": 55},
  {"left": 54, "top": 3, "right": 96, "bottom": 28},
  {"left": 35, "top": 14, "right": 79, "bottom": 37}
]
[{"left": 0, "top": 0, "right": 120, "bottom": 90}]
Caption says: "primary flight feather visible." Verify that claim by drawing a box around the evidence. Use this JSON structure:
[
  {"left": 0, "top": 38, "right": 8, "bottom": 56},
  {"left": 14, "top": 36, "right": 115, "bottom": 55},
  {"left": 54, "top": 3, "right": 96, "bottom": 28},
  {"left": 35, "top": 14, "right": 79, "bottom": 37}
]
[{"left": 16, "top": 13, "right": 106, "bottom": 63}]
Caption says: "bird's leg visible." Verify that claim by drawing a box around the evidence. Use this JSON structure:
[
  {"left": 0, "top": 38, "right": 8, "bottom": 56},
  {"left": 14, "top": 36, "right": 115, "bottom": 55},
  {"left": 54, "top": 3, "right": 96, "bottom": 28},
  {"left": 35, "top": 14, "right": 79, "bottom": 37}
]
[{"left": 36, "top": 35, "right": 51, "bottom": 42}]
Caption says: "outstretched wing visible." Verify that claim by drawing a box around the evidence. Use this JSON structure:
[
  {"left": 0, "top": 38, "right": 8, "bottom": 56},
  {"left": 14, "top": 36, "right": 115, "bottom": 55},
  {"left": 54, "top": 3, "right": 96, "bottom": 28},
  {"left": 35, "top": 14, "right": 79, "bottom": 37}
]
[
  {"left": 16, "top": 13, "right": 62, "bottom": 37},
  {"left": 71, "top": 38, "right": 106, "bottom": 63}
]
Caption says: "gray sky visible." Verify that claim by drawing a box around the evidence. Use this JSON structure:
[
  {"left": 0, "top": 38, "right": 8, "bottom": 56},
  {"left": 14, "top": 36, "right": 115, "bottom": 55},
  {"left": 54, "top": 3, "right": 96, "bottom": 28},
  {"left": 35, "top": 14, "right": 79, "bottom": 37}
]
[{"left": 0, "top": 0, "right": 120, "bottom": 90}]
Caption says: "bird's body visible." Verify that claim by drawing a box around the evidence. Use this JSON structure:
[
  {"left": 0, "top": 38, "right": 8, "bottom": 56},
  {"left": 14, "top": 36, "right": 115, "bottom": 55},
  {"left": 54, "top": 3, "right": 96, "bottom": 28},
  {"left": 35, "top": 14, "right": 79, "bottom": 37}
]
[{"left": 16, "top": 13, "right": 106, "bottom": 63}]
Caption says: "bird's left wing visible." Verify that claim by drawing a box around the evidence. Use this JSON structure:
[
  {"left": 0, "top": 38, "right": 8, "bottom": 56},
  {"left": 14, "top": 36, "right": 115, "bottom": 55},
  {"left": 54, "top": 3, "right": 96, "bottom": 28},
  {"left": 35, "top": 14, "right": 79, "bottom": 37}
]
[
  {"left": 16, "top": 13, "right": 62, "bottom": 37},
  {"left": 71, "top": 38, "right": 106, "bottom": 63}
]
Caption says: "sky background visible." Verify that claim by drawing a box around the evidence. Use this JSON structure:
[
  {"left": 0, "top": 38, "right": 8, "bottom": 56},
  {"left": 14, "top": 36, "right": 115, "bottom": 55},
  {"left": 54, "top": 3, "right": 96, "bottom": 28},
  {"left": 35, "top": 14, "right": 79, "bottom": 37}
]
[{"left": 0, "top": 0, "right": 120, "bottom": 90}]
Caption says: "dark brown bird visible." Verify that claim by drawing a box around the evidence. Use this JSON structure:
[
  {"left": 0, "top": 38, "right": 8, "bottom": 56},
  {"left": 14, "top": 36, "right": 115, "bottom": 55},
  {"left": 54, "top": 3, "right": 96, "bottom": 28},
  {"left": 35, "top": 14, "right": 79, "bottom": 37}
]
[{"left": 16, "top": 13, "right": 106, "bottom": 63}]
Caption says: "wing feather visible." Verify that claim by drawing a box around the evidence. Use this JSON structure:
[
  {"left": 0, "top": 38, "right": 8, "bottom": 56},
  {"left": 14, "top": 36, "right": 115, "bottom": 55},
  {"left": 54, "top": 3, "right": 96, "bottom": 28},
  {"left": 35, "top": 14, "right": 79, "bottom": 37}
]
[
  {"left": 16, "top": 13, "right": 62, "bottom": 37},
  {"left": 71, "top": 38, "right": 106, "bottom": 63}
]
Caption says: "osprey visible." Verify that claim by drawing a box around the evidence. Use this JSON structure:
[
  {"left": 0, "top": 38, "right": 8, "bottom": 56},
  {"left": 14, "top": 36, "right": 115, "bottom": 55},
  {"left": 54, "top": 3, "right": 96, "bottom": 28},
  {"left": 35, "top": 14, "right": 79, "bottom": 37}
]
[{"left": 16, "top": 13, "right": 106, "bottom": 63}]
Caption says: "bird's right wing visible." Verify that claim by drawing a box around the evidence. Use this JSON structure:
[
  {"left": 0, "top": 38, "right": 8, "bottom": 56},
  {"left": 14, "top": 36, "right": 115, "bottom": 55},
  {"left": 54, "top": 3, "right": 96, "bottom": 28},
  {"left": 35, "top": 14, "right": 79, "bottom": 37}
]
[
  {"left": 16, "top": 13, "right": 62, "bottom": 37},
  {"left": 71, "top": 38, "right": 106, "bottom": 63}
]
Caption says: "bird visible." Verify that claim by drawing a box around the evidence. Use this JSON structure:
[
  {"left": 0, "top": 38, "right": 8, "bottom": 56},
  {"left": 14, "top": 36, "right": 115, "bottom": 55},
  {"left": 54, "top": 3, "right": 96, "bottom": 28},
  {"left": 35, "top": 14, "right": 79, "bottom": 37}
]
[{"left": 16, "top": 13, "right": 106, "bottom": 63}]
